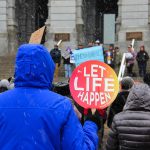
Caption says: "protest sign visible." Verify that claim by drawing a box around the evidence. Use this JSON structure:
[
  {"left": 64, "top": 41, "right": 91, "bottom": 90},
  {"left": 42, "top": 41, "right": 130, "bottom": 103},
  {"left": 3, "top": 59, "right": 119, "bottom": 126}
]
[
  {"left": 61, "top": 47, "right": 71, "bottom": 59},
  {"left": 29, "top": 26, "right": 46, "bottom": 44},
  {"left": 70, "top": 52, "right": 75, "bottom": 63},
  {"left": 73, "top": 46, "right": 104, "bottom": 66},
  {"left": 69, "top": 60, "right": 119, "bottom": 109},
  {"left": 61, "top": 50, "right": 70, "bottom": 59},
  {"left": 125, "top": 52, "right": 133, "bottom": 59}
]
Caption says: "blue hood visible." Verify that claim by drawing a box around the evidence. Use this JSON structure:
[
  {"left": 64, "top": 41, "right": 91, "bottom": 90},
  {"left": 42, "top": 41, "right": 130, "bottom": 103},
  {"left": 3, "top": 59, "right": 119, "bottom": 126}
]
[{"left": 14, "top": 44, "right": 55, "bottom": 89}]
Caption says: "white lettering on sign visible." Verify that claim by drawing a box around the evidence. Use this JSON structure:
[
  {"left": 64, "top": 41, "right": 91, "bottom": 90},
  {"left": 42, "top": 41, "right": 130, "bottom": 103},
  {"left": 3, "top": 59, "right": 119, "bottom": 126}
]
[
  {"left": 105, "top": 78, "right": 115, "bottom": 92},
  {"left": 93, "top": 78, "right": 102, "bottom": 91},
  {"left": 91, "top": 65, "right": 99, "bottom": 77},
  {"left": 74, "top": 77, "right": 115, "bottom": 92},
  {"left": 84, "top": 65, "right": 106, "bottom": 77},
  {"left": 74, "top": 77, "right": 84, "bottom": 91},
  {"left": 73, "top": 64, "right": 115, "bottom": 107},
  {"left": 99, "top": 65, "right": 106, "bottom": 77},
  {"left": 84, "top": 67, "right": 90, "bottom": 77},
  {"left": 86, "top": 77, "right": 90, "bottom": 92},
  {"left": 82, "top": 92, "right": 88, "bottom": 104},
  {"left": 77, "top": 92, "right": 84, "bottom": 100},
  {"left": 77, "top": 92, "right": 111, "bottom": 106},
  {"left": 69, "top": 56, "right": 121, "bottom": 110}
]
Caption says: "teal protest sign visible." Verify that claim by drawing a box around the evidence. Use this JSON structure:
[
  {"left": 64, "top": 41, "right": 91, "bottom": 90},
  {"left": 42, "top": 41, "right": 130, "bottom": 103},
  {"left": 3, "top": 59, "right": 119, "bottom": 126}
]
[{"left": 73, "top": 46, "right": 104, "bottom": 66}]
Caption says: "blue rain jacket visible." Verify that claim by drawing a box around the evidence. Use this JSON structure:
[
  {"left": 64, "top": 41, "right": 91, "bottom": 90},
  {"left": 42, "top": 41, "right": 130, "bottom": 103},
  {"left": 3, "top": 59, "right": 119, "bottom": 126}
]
[{"left": 0, "top": 44, "right": 98, "bottom": 150}]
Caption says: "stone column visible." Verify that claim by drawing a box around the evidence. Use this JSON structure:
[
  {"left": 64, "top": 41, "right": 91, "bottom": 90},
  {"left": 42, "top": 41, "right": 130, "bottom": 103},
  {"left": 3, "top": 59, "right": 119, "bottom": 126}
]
[
  {"left": 0, "top": 0, "right": 8, "bottom": 55},
  {"left": 45, "top": 0, "right": 52, "bottom": 50},
  {"left": 76, "top": 0, "right": 84, "bottom": 44},
  {"left": 45, "top": 0, "right": 77, "bottom": 51},
  {"left": 115, "top": 0, "right": 122, "bottom": 41},
  {"left": 82, "top": 0, "right": 96, "bottom": 43},
  {"left": 7, "top": 0, "right": 18, "bottom": 53},
  {"left": 117, "top": 0, "right": 150, "bottom": 53}
]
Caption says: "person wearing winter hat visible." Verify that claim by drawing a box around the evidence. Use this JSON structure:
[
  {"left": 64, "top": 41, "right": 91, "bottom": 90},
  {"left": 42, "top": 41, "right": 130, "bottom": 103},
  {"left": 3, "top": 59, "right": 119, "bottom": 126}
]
[
  {"left": 95, "top": 40, "right": 100, "bottom": 46},
  {"left": 0, "top": 79, "right": 9, "bottom": 93},
  {"left": 0, "top": 44, "right": 100, "bottom": 150},
  {"left": 120, "top": 76, "right": 135, "bottom": 90},
  {"left": 107, "top": 76, "right": 134, "bottom": 128},
  {"left": 106, "top": 83, "right": 150, "bottom": 150},
  {"left": 136, "top": 45, "right": 149, "bottom": 77}
]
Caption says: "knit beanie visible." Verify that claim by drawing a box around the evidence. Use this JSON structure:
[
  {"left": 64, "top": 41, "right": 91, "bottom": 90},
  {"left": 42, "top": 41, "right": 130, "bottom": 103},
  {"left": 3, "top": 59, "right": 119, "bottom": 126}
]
[{"left": 121, "top": 76, "right": 134, "bottom": 90}]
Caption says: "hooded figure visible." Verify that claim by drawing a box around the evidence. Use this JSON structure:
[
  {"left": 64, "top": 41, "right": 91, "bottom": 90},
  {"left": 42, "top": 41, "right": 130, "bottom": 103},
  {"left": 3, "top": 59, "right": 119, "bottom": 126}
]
[
  {"left": 0, "top": 44, "right": 99, "bottom": 150},
  {"left": 107, "top": 76, "right": 134, "bottom": 128},
  {"left": 106, "top": 83, "right": 150, "bottom": 150}
]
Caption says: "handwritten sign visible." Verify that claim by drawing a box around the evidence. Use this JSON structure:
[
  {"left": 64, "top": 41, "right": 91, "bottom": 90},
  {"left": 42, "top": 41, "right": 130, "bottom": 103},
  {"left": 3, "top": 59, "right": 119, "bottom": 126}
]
[
  {"left": 62, "top": 50, "right": 70, "bottom": 59},
  {"left": 73, "top": 46, "right": 104, "bottom": 66},
  {"left": 29, "top": 26, "right": 46, "bottom": 44},
  {"left": 62, "top": 47, "right": 72, "bottom": 59},
  {"left": 69, "top": 60, "right": 119, "bottom": 109}
]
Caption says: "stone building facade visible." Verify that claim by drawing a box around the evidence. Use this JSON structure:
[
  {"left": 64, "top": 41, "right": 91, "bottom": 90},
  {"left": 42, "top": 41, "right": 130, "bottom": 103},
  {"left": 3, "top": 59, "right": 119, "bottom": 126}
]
[
  {"left": 0, "top": 0, "right": 150, "bottom": 55},
  {"left": 117, "top": 0, "right": 150, "bottom": 52}
]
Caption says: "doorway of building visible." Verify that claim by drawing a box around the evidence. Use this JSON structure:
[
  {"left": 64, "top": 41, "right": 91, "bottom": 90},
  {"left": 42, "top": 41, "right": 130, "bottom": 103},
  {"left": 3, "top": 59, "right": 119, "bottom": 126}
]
[
  {"left": 15, "top": 0, "right": 48, "bottom": 45},
  {"left": 95, "top": 0, "right": 118, "bottom": 43}
]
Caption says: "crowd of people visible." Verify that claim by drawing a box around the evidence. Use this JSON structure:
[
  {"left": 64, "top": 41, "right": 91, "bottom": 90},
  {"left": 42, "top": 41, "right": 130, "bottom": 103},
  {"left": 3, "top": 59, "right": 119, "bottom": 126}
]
[
  {"left": 0, "top": 43, "right": 150, "bottom": 150},
  {"left": 50, "top": 40, "right": 149, "bottom": 80}
]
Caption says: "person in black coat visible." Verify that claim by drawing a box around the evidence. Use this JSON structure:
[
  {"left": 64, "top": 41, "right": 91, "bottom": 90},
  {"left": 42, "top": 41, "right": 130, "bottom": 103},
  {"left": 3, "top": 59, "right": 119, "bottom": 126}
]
[
  {"left": 50, "top": 44, "right": 61, "bottom": 66},
  {"left": 107, "top": 76, "right": 134, "bottom": 128},
  {"left": 136, "top": 45, "right": 149, "bottom": 77},
  {"left": 50, "top": 45, "right": 61, "bottom": 80},
  {"left": 106, "top": 83, "right": 150, "bottom": 150}
]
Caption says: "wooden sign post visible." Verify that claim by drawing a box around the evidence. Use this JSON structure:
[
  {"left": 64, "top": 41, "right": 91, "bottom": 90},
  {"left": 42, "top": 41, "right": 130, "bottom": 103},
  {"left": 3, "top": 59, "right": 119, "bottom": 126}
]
[{"left": 118, "top": 53, "right": 126, "bottom": 81}]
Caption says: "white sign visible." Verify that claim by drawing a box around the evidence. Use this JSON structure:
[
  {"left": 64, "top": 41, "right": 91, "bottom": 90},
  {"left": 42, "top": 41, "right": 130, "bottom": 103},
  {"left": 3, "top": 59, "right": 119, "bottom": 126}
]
[{"left": 118, "top": 53, "right": 126, "bottom": 81}]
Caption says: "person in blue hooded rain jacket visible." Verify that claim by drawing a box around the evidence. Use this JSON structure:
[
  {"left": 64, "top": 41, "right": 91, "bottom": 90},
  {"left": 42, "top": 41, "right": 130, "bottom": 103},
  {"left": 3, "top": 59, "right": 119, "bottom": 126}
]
[{"left": 0, "top": 44, "right": 100, "bottom": 150}]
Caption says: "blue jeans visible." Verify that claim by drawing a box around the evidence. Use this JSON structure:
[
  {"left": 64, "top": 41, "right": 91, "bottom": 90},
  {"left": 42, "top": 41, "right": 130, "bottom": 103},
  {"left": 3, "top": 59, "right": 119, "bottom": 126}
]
[
  {"left": 64, "top": 64, "right": 72, "bottom": 78},
  {"left": 138, "top": 62, "right": 147, "bottom": 77}
]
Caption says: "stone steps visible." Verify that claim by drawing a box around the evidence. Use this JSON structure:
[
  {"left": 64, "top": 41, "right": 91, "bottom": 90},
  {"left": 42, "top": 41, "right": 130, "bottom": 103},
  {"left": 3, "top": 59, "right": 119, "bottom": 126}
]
[
  {"left": 0, "top": 54, "right": 149, "bottom": 80},
  {"left": 129, "top": 59, "right": 150, "bottom": 77},
  {"left": 0, "top": 54, "right": 16, "bottom": 79},
  {"left": 0, "top": 54, "right": 66, "bottom": 80}
]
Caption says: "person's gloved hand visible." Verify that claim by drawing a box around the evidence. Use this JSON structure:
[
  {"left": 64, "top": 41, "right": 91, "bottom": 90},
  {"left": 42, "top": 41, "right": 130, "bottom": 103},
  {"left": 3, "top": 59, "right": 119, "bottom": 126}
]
[{"left": 85, "top": 109, "right": 101, "bottom": 130}]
